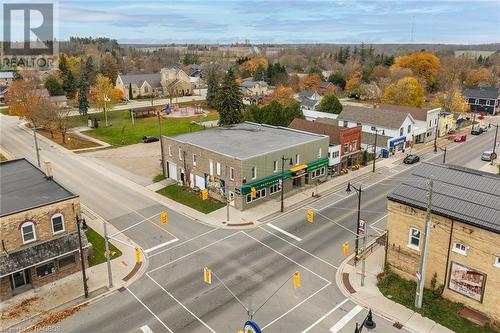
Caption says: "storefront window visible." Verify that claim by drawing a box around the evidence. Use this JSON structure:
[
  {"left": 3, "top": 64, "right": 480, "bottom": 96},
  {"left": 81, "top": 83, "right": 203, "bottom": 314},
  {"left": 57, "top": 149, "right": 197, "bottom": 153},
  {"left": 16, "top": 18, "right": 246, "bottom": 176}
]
[
  {"left": 58, "top": 254, "right": 76, "bottom": 270},
  {"left": 36, "top": 262, "right": 55, "bottom": 278}
]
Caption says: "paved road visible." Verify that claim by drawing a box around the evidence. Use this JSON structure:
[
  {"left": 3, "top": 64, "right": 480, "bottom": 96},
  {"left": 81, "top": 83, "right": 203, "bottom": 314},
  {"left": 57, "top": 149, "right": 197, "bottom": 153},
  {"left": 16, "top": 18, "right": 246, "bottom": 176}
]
[{"left": 1, "top": 114, "right": 497, "bottom": 333}]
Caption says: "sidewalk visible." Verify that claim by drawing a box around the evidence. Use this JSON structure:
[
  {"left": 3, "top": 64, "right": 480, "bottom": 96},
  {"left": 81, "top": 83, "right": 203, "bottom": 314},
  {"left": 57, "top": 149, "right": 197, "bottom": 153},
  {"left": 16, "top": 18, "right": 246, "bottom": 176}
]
[
  {"left": 0, "top": 205, "right": 145, "bottom": 331},
  {"left": 336, "top": 246, "right": 454, "bottom": 333}
]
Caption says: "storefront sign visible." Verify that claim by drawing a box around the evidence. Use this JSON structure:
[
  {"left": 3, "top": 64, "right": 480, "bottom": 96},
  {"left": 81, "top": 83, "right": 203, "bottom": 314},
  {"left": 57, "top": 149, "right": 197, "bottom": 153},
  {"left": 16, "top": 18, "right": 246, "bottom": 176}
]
[
  {"left": 243, "top": 321, "right": 262, "bottom": 333},
  {"left": 389, "top": 136, "right": 406, "bottom": 148},
  {"left": 448, "top": 262, "right": 486, "bottom": 302}
]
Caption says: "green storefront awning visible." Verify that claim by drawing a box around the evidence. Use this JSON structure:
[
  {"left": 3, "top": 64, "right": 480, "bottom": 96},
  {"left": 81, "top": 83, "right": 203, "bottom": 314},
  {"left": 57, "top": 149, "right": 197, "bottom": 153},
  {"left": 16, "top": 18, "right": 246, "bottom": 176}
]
[{"left": 306, "top": 158, "right": 329, "bottom": 172}]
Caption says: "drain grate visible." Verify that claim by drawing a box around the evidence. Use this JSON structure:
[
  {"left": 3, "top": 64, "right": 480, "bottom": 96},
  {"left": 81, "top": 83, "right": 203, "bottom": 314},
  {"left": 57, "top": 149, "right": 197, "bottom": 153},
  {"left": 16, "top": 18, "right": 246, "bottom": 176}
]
[{"left": 393, "top": 322, "right": 403, "bottom": 329}]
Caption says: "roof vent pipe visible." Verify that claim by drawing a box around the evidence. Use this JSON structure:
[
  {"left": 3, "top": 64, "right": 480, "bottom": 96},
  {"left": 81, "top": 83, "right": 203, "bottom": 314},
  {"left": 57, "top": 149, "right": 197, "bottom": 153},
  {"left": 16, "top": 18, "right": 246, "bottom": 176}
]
[{"left": 44, "top": 160, "right": 53, "bottom": 179}]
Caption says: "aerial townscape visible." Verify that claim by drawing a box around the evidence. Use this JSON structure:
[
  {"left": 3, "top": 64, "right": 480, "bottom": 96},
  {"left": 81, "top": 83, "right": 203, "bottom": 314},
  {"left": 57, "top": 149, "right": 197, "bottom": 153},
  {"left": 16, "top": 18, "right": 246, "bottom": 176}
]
[{"left": 1, "top": 1, "right": 500, "bottom": 333}]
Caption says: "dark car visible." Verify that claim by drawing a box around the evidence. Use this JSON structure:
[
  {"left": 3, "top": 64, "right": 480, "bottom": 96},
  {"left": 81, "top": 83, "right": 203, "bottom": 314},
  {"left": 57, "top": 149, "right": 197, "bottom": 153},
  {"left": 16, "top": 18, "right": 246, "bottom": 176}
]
[
  {"left": 142, "top": 136, "right": 159, "bottom": 143},
  {"left": 403, "top": 154, "right": 420, "bottom": 164},
  {"left": 471, "top": 128, "right": 483, "bottom": 135}
]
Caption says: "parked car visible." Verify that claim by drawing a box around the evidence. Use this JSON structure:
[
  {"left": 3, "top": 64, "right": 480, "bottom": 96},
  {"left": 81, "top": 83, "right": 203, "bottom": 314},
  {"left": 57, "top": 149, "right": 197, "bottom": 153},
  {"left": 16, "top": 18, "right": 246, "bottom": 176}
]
[
  {"left": 403, "top": 154, "right": 420, "bottom": 164},
  {"left": 142, "top": 136, "right": 159, "bottom": 143},
  {"left": 479, "top": 124, "right": 488, "bottom": 132},
  {"left": 471, "top": 128, "right": 483, "bottom": 135},
  {"left": 481, "top": 151, "right": 497, "bottom": 161},
  {"left": 454, "top": 134, "right": 467, "bottom": 142}
]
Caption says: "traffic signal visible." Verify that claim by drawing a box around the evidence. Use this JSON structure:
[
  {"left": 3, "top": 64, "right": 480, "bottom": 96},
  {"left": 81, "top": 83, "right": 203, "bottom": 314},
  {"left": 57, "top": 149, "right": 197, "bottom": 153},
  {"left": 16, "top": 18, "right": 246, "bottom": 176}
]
[
  {"left": 306, "top": 209, "right": 314, "bottom": 223},
  {"left": 135, "top": 248, "right": 142, "bottom": 263},
  {"left": 251, "top": 187, "right": 257, "bottom": 198},
  {"left": 343, "top": 243, "right": 349, "bottom": 257},
  {"left": 203, "top": 267, "right": 212, "bottom": 284},
  {"left": 160, "top": 210, "right": 168, "bottom": 224},
  {"left": 293, "top": 271, "right": 301, "bottom": 288}
]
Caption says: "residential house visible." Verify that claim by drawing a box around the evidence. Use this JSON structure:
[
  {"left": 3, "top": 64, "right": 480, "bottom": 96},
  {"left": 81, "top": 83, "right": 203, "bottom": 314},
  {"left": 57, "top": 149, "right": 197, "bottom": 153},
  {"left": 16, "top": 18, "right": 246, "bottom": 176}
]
[
  {"left": 0, "top": 159, "right": 89, "bottom": 301},
  {"left": 296, "top": 91, "right": 321, "bottom": 112},
  {"left": 463, "top": 87, "right": 500, "bottom": 115},
  {"left": 188, "top": 68, "right": 204, "bottom": 88},
  {"left": 0, "top": 71, "right": 16, "bottom": 86},
  {"left": 240, "top": 80, "right": 270, "bottom": 104},
  {"left": 386, "top": 163, "right": 500, "bottom": 324},
  {"left": 337, "top": 105, "right": 416, "bottom": 154},
  {"left": 438, "top": 112, "right": 457, "bottom": 136},
  {"left": 0, "top": 86, "right": 8, "bottom": 104},
  {"left": 378, "top": 104, "right": 441, "bottom": 143},
  {"left": 116, "top": 66, "right": 193, "bottom": 100},
  {"left": 162, "top": 122, "right": 329, "bottom": 211},
  {"left": 319, "top": 81, "right": 335, "bottom": 95},
  {"left": 289, "top": 118, "right": 361, "bottom": 175}
]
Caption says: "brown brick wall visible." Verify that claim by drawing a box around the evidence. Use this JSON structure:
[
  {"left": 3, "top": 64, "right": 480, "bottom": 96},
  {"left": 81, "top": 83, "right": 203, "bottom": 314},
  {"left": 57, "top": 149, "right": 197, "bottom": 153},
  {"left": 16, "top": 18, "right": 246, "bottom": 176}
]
[
  {"left": 0, "top": 276, "right": 13, "bottom": 301},
  {"left": 386, "top": 200, "right": 500, "bottom": 322},
  {"left": 339, "top": 126, "right": 362, "bottom": 155},
  {"left": 0, "top": 198, "right": 81, "bottom": 255}
]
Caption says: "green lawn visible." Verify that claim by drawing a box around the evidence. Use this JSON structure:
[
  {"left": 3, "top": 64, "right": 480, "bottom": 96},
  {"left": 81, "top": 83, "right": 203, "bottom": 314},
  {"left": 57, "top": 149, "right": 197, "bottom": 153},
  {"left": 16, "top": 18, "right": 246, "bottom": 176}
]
[
  {"left": 153, "top": 174, "right": 166, "bottom": 182},
  {"left": 85, "top": 227, "right": 122, "bottom": 267},
  {"left": 0, "top": 106, "right": 9, "bottom": 115},
  {"left": 156, "top": 185, "right": 225, "bottom": 214},
  {"left": 69, "top": 110, "right": 218, "bottom": 146},
  {"left": 377, "top": 268, "right": 499, "bottom": 333}
]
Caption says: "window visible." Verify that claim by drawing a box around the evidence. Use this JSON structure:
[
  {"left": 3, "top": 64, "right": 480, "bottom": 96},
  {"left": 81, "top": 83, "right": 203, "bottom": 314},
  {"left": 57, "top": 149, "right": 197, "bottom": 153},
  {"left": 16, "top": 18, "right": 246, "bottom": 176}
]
[
  {"left": 371, "top": 126, "right": 376, "bottom": 131},
  {"left": 332, "top": 151, "right": 340, "bottom": 158},
  {"left": 230, "top": 167, "right": 235, "bottom": 180},
  {"left": 318, "top": 148, "right": 322, "bottom": 158},
  {"left": 352, "top": 140, "right": 357, "bottom": 150},
  {"left": 343, "top": 143, "right": 349, "bottom": 153},
  {"left": 407, "top": 125, "right": 411, "bottom": 134},
  {"left": 399, "top": 128, "right": 404, "bottom": 136},
  {"left": 21, "top": 222, "right": 36, "bottom": 244},
  {"left": 247, "top": 188, "right": 267, "bottom": 203},
  {"left": 179, "top": 148, "right": 183, "bottom": 160},
  {"left": 51, "top": 213, "right": 65, "bottom": 234},
  {"left": 408, "top": 228, "right": 421, "bottom": 250},
  {"left": 168, "top": 145, "right": 172, "bottom": 156},
  {"left": 216, "top": 162, "right": 221, "bottom": 176},
  {"left": 58, "top": 254, "right": 76, "bottom": 270},
  {"left": 429, "top": 120, "right": 432, "bottom": 127},
  {"left": 269, "top": 184, "right": 281, "bottom": 194},
  {"left": 343, "top": 121, "right": 348, "bottom": 127},
  {"left": 356, "top": 122, "right": 362, "bottom": 126},
  {"left": 273, "top": 160, "right": 278, "bottom": 173},
  {"left": 495, "top": 257, "right": 500, "bottom": 268},
  {"left": 209, "top": 160, "right": 214, "bottom": 176},
  {"left": 452, "top": 242, "right": 467, "bottom": 256},
  {"left": 251, "top": 167, "right": 257, "bottom": 179},
  {"left": 295, "top": 154, "right": 300, "bottom": 165},
  {"left": 36, "top": 262, "right": 55, "bottom": 278},
  {"left": 192, "top": 154, "right": 197, "bottom": 166}
]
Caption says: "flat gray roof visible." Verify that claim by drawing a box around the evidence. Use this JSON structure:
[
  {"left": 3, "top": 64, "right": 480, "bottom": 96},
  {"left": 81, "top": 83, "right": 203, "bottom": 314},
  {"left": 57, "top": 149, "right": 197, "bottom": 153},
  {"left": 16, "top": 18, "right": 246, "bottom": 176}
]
[
  {"left": 169, "top": 122, "right": 327, "bottom": 160},
  {"left": 0, "top": 159, "right": 77, "bottom": 217},
  {"left": 388, "top": 163, "right": 500, "bottom": 234}
]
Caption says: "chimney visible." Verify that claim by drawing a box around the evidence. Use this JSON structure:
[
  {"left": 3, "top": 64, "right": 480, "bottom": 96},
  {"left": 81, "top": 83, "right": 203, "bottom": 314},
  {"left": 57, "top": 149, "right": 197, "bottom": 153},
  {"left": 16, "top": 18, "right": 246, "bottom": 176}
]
[{"left": 44, "top": 161, "right": 53, "bottom": 179}]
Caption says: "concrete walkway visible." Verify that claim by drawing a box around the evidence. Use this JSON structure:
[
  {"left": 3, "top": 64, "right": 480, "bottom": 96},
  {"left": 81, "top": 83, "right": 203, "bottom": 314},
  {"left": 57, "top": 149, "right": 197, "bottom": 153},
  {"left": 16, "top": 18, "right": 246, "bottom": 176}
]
[
  {"left": 0, "top": 205, "right": 145, "bottom": 331},
  {"left": 336, "top": 246, "right": 454, "bottom": 333}
]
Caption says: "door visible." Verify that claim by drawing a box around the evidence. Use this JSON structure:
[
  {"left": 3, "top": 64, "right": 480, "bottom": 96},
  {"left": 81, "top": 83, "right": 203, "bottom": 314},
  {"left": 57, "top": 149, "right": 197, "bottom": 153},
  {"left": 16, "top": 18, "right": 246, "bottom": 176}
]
[
  {"left": 168, "top": 162, "right": 177, "bottom": 181},
  {"left": 195, "top": 175, "right": 206, "bottom": 190},
  {"left": 11, "top": 270, "right": 28, "bottom": 289},
  {"left": 190, "top": 173, "right": 195, "bottom": 188}
]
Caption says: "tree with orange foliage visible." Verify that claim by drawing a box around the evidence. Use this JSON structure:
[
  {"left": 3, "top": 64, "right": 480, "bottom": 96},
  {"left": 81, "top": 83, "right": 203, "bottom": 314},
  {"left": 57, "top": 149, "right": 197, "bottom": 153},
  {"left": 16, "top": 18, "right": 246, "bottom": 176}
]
[
  {"left": 394, "top": 52, "right": 441, "bottom": 89},
  {"left": 114, "top": 88, "right": 125, "bottom": 101},
  {"left": 271, "top": 85, "right": 295, "bottom": 106},
  {"left": 240, "top": 57, "right": 269, "bottom": 75},
  {"left": 300, "top": 74, "right": 322, "bottom": 92},
  {"left": 382, "top": 77, "right": 424, "bottom": 107},
  {"left": 288, "top": 74, "right": 301, "bottom": 93},
  {"left": 6, "top": 77, "right": 47, "bottom": 125},
  {"left": 345, "top": 73, "right": 365, "bottom": 99},
  {"left": 464, "top": 68, "right": 494, "bottom": 88}
]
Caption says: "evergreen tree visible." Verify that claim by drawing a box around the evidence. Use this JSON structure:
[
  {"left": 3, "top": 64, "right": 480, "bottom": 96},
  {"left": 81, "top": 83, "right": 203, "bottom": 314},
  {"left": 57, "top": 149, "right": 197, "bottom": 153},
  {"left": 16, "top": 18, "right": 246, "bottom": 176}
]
[
  {"left": 63, "top": 70, "right": 77, "bottom": 98},
  {"left": 128, "top": 83, "right": 134, "bottom": 100},
  {"left": 263, "top": 100, "right": 285, "bottom": 126},
  {"left": 206, "top": 66, "right": 219, "bottom": 108},
  {"left": 216, "top": 68, "right": 243, "bottom": 126},
  {"left": 328, "top": 73, "right": 346, "bottom": 90},
  {"left": 44, "top": 75, "right": 64, "bottom": 96},
  {"left": 318, "top": 94, "right": 343, "bottom": 114},
  {"left": 58, "top": 53, "right": 69, "bottom": 76},
  {"left": 84, "top": 56, "right": 97, "bottom": 85},
  {"left": 78, "top": 78, "right": 89, "bottom": 115},
  {"left": 254, "top": 64, "right": 266, "bottom": 81}
]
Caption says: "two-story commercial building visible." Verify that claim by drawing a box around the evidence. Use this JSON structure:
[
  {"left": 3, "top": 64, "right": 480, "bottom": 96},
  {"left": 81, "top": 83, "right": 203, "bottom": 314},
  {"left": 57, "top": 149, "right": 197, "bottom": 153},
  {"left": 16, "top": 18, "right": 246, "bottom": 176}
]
[
  {"left": 289, "top": 118, "right": 362, "bottom": 175},
  {"left": 463, "top": 87, "right": 500, "bottom": 115},
  {"left": 161, "top": 122, "right": 329, "bottom": 210},
  {"left": 337, "top": 105, "right": 416, "bottom": 154},
  {"left": 386, "top": 163, "right": 500, "bottom": 324},
  {"left": 0, "top": 159, "right": 89, "bottom": 301}
]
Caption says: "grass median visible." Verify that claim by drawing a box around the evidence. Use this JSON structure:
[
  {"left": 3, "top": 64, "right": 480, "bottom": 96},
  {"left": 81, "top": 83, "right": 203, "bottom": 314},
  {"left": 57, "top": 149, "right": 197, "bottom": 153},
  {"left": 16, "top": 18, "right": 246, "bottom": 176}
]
[
  {"left": 377, "top": 267, "right": 499, "bottom": 333},
  {"left": 156, "top": 185, "right": 225, "bottom": 214},
  {"left": 85, "top": 227, "right": 122, "bottom": 267}
]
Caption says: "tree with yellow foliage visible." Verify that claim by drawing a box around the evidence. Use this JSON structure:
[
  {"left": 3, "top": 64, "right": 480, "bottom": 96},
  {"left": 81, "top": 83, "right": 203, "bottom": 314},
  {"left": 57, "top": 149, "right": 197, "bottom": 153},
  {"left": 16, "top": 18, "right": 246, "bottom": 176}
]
[
  {"left": 394, "top": 52, "right": 441, "bottom": 89},
  {"left": 271, "top": 85, "right": 295, "bottom": 107},
  {"left": 300, "top": 74, "right": 322, "bottom": 92},
  {"left": 463, "top": 68, "right": 494, "bottom": 88},
  {"left": 240, "top": 57, "right": 269, "bottom": 75},
  {"left": 382, "top": 77, "right": 424, "bottom": 108},
  {"left": 89, "top": 74, "right": 118, "bottom": 126},
  {"left": 432, "top": 87, "right": 468, "bottom": 114}
]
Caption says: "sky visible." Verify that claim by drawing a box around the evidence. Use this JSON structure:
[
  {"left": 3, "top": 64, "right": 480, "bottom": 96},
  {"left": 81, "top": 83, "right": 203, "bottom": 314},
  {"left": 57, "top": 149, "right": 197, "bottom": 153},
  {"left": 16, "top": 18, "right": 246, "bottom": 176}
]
[{"left": 5, "top": 0, "right": 500, "bottom": 44}]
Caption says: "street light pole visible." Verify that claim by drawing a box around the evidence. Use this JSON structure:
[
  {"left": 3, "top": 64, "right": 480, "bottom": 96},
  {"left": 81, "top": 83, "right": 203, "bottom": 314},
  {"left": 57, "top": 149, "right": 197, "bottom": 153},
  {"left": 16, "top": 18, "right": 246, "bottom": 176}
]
[
  {"left": 372, "top": 130, "right": 378, "bottom": 173},
  {"left": 434, "top": 113, "right": 441, "bottom": 152},
  {"left": 280, "top": 156, "right": 292, "bottom": 213},
  {"left": 32, "top": 127, "right": 41, "bottom": 167},
  {"left": 157, "top": 111, "right": 166, "bottom": 177},
  {"left": 76, "top": 215, "right": 89, "bottom": 298},
  {"left": 347, "top": 183, "right": 362, "bottom": 265},
  {"left": 354, "top": 309, "right": 376, "bottom": 332},
  {"left": 103, "top": 222, "right": 113, "bottom": 288},
  {"left": 491, "top": 124, "right": 499, "bottom": 165}
]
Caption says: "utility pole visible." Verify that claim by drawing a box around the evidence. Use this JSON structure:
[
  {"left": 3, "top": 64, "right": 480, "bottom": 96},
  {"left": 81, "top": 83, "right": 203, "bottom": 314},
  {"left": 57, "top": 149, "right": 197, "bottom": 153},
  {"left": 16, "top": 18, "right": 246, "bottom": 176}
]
[
  {"left": 346, "top": 182, "right": 362, "bottom": 269},
  {"left": 434, "top": 114, "right": 441, "bottom": 152},
  {"left": 103, "top": 222, "right": 113, "bottom": 288},
  {"left": 103, "top": 95, "right": 109, "bottom": 127},
  {"left": 443, "top": 147, "right": 447, "bottom": 164},
  {"left": 471, "top": 112, "right": 476, "bottom": 133},
  {"left": 76, "top": 215, "right": 89, "bottom": 298},
  {"left": 32, "top": 127, "right": 41, "bottom": 167},
  {"left": 491, "top": 124, "right": 499, "bottom": 165},
  {"left": 372, "top": 130, "right": 378, "bottom": 173},
  {"left": 280, "top": 156, "right": 292, "bottom": 212},
  {"left": 415, "top": 177, "right": 433, "bottom": 309},
  {"left": 157, "top": 111, "right": 166, "bottom": 177}
]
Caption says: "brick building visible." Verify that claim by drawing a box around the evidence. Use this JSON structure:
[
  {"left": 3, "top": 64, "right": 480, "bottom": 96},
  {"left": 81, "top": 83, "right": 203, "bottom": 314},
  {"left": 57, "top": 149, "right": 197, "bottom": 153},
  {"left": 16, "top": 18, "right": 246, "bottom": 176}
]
[
  {"left": 0, "top": 159, "right": 89, "bottom": 301},
  {"left": 386, "top": 163, "right": 500, "bottom": 323},
  {"left": 161, "top": 122, "right": 329, "bottom": 210},
  {"left": 289, "top": 118, "right": 361, "bottom": 175}
]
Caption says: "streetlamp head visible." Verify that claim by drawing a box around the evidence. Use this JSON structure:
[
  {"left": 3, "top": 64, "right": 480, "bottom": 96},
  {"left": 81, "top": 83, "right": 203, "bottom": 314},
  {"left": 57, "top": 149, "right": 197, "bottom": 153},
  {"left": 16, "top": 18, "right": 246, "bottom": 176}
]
[
  {"left": 346, "top": 182, "right": 352, "bottom": 193},
  {"left": 364, "top": 309, "right": 376, "bottom": 330}
]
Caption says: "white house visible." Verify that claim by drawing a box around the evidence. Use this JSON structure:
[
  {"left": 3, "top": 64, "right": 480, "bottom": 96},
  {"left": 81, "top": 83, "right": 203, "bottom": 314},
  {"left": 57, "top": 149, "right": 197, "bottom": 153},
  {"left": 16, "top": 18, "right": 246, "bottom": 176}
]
[{"left": 296, "top": 91, "right": 321, "bottom": 111}]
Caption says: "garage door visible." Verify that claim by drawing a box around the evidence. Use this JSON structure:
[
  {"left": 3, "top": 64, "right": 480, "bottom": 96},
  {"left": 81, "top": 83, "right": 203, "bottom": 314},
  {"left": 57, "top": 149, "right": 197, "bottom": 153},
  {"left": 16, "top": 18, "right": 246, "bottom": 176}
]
[
  {"left": 168, "top": 162, "right": 177, "bottom": 181},
  {"left": 195, "top": 175, "right": 206, "bottom": 189}
]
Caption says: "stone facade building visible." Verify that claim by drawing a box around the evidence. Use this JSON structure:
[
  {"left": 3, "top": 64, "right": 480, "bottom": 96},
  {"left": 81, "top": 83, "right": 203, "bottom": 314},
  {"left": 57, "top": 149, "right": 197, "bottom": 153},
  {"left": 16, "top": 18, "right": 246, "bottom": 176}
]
[
  {"left": 161, "top": 122, "right": 329, "bottom": 210},
  {"left": 0, "top": 159, "right": 89, "bottom": 301},
  {"left": 386, "top": 163, "right": 500, "bottom": 324}
]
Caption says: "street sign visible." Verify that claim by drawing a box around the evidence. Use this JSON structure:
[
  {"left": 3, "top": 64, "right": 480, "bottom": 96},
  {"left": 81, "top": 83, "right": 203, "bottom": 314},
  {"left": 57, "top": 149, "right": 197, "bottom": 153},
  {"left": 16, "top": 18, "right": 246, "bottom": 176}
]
[
  {"left": 358, "top": 219, "right": 366, "bottom": 234},
  {"left": 244, "top": 320, "right": 262, "bottom": 333}
]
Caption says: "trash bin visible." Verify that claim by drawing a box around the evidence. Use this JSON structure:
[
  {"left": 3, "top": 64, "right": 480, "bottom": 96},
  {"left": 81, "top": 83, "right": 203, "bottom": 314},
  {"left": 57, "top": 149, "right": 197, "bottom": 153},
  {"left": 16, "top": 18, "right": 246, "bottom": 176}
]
[
  {"left": 87, "top": 119, "right": 93, "bottom": 128},
  {"left": 381, "top": 149, "right": 389, "bottom": 158}
]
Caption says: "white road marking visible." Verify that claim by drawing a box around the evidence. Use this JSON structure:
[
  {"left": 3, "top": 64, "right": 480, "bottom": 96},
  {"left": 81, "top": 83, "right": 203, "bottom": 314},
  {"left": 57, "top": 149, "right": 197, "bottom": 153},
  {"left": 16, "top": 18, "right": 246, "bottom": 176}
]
[
  {"left": 109, "top": 211, "right": 162, "bottom": 237},
  {"left": 127, "top": 288, "right": 173, "bottom": 333},
  {"left": 267, "top": 223, "right": 302, "bottom": 241},
  {"left": 370, "top": 214, "right": 387, "bottom": 227},
  {"left": 144, "top": 238, "right": 179, "bottom": 254},
  {"left": 259, "top": 226, "right": 338, "bottom": 269},
  {"left": 147, "top": 273, "right": 216, "bottom": 333},
  {"left": 140, "top": 325, "right": 154, "bottom": 333},
  {"left": 329, "top": 305, "right": 363, "bottom": 333},
  {"left": 301, "top": 298, "right": 349, "bottom": 333},
  {"left": 149, "top": 228, "right": 220, "bottom": 258}
]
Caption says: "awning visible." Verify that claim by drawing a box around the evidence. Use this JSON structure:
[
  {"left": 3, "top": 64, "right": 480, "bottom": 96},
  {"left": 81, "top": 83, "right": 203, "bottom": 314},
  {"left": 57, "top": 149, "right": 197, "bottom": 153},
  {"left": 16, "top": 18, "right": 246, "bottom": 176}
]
[
  {"left": 241, "top": 172, "right": 291, "bottom": 194},
  {"left": 306, "top": 158, "right": 329, "bottom": 172},
  {"left": 289, "top": 164, "right": 308, "bottom": 172},
  {"left": 389, "top": 136, "right": 406, "bottom": 148}
]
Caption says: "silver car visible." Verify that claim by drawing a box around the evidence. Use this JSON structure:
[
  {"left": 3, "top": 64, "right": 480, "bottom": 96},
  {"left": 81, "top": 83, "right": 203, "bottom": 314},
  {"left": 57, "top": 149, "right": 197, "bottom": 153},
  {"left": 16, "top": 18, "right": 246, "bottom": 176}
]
[{"left": 481, "top": 151, "right": 497, "bottom": 161}]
